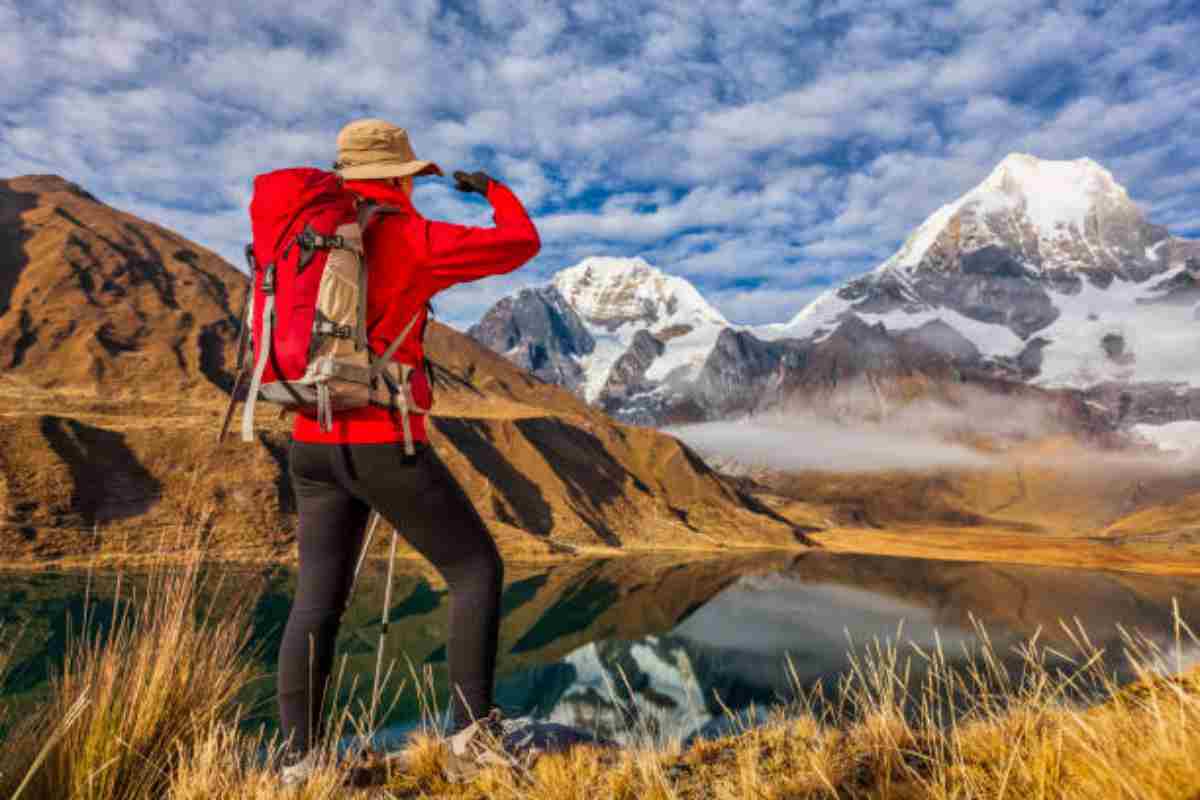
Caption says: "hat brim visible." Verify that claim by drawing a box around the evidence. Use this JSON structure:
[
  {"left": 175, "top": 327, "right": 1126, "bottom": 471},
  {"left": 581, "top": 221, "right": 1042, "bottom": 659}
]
[{"left": 336, "top": 160, "right": 443, "bottom": 180}]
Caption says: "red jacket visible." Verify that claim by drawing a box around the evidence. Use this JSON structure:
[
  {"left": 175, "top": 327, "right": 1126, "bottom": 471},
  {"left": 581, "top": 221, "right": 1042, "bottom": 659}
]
[{"left": 292, "top": 179, "right": 540, "bottom": 444}]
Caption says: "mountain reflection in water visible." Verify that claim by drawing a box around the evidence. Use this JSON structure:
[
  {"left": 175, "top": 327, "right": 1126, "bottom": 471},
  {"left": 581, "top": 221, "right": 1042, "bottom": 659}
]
[
  {"left": 2, "top": 551, "right": 1198, "bottom": 746},
  {"left": 491, "top": 556, "right": 1200, "bottom": 743}
]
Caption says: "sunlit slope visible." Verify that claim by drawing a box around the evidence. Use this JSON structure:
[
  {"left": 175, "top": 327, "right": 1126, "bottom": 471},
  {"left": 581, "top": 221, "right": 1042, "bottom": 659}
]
[
  {"left": 759, "top": 434, "right": 1200, "bottom": 534},
  {"left": 0, "top": 175, "right": 246, "bottom": 397},
  {"left": 0, "top": 175, "right": 801, "bottom": 563}
]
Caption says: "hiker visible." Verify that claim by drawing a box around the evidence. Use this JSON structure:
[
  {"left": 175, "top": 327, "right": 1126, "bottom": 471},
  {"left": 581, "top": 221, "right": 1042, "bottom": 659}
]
[{"left": 275, "top": 119, "right": 540, "bottom": 781}]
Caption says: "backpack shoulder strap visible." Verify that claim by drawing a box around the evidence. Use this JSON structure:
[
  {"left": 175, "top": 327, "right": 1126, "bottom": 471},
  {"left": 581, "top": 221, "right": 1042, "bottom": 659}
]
[{"left": 350, "top": 197, "right": 404, "bottom": 353}]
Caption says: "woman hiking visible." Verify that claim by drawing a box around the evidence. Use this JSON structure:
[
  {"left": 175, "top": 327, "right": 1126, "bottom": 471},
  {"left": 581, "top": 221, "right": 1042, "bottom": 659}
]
[{"left": 277, "top": 118, "right": 540, "bottom": 785}]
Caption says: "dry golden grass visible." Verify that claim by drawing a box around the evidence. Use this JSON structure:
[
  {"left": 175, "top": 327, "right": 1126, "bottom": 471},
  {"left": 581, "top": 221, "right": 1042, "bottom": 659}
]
[
  {"left": 2, "top": 548, "right": 1198, "bottom": 800},
  {"left": 0, "top": 551, "right": 261, "bottom": 800},
  {"left": 374, "top": 616, "right": 1200, "bottom": 800}
]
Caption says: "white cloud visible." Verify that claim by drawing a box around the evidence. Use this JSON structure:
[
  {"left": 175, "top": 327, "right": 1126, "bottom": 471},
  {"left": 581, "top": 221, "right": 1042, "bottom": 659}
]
[
  {"left": 667, "top": 415, "right": 1000, "bottom": 473},
  {"left": 1, "top": 0, "right": 1197, "bottom": 332}
]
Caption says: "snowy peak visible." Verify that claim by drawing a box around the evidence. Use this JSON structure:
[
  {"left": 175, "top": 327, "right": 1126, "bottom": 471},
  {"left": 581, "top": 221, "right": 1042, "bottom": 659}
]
[
  {"left": 984, "top": 153, "right": 1124, "bottom": 199},
  {"left": 473, "top": 257, "right": 732, "bottom": 410},
  {"left": 552, "top": 256, "right": 729, "bottom": 332},
  {"left": 875, "top": 153, "right": 1151, "bottom": 279},
  {"left": 472, "top": 154, "right": 1200, "bottom": 435},
  {"left": 976, "top": 153, "right": 1130, "bottom": 239}
]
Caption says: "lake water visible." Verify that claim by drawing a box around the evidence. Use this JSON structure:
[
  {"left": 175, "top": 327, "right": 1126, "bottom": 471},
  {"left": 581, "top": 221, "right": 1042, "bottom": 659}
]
[{"left": 2, "top": 550, "right": 1198, "bottom": 747}]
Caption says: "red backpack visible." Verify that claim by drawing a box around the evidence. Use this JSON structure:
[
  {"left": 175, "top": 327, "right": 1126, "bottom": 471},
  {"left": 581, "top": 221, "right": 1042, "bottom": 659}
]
[{"left": 218, "top": 167, "right": 427, "bottom": 453}]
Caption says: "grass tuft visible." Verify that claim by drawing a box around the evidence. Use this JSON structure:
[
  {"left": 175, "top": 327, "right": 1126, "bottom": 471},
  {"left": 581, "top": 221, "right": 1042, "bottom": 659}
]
[{"left": 0, "top": 554, "right": 258, "bottom": 800}]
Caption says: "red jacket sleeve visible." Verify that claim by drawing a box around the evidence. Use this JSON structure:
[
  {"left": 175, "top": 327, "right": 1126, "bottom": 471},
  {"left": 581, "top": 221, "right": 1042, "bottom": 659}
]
[{"left": 422, "top": 181, "right": 541, "bottom": 293}]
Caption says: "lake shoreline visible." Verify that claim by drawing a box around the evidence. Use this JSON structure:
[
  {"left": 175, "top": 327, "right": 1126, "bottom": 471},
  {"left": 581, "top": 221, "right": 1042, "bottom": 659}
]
[
  {"left": 811, "top": 525, "right": 1200, "bottom": 576},
  {"left": 0, "top": 541, "right": 805, "bottom": 575},
  {"left": 2, "top": 527, "right": 1200, "bottom": 576}
]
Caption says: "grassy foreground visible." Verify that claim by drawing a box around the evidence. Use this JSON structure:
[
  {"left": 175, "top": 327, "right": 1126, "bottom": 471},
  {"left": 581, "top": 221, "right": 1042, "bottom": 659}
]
[{"left": 1, "top": 550, "right": 1198, "bottom": 799}]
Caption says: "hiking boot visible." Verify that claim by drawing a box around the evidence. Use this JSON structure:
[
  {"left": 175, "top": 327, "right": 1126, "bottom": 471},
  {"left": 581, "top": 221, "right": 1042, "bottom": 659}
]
[
  {"left": 278, "top": 750, "right": 317, "bottom": 788},
  {"left": 342, "top": 746, "right": 414, "bottom": 788},
  {"left": 443, "top": 708, "right": 527, "bottom": 782}
]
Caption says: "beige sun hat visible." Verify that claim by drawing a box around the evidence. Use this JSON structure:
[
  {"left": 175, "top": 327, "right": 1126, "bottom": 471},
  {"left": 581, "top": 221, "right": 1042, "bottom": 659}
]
[{"left": 333, "top": 118, "right": 443, "bottom": 180}]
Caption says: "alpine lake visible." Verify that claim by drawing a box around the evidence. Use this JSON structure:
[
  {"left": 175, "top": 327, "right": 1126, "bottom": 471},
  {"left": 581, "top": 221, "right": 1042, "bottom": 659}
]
[{"left": 2, "top": 550, "right": 1198, "bottom": 749}]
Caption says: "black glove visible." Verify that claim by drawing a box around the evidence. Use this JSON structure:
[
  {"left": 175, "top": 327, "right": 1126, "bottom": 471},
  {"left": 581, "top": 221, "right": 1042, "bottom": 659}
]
[{"left": 453, "top": 170, "right": 493, "bottom": 196}]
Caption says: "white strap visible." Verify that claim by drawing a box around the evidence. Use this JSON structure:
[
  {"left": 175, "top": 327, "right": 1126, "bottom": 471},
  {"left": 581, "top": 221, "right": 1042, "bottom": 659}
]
[
  {"left": 317, "top": 382, "right": 333, "bottom": 432},
  {"left": 241, "top": 294, "right": 275, "bottom": 443},
  {"left": 369, "top": 309, "right": 423, "bottom": 381},
  {"left": 398, "top": 364, "right": 414, "bottom": 456}
]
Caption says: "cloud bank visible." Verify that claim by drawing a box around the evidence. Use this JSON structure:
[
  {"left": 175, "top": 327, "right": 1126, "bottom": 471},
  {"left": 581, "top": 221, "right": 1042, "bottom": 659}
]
[{"left": 668, "top": 381, "right": 1197, "bottom": 475}]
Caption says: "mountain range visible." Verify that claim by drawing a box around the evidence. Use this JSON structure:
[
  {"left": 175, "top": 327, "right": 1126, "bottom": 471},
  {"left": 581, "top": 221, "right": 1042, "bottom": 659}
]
[
  {"left": 470, "top": 154, "right": 1200, "bottom": 451},
  {"left": 3, "top": 163, "right": 1200, "bottom": 567}
]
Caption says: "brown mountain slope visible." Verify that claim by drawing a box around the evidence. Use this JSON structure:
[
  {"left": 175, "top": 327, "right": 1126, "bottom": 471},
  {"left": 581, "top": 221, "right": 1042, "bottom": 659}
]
[
  {"left": 736, "top": 432, "right": 1200, "bottom": 573},
  {"left": 0, "top": 175, "right": 804, "bottom": 564},
  {"left": 0, "top": 175, "right": 246, "bottom": 396}
]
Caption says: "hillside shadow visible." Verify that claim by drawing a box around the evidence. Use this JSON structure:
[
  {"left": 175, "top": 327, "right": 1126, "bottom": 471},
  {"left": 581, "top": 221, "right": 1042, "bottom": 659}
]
[
  {"left": 39, "top": 416, "right": 163, "bottom": 527},
  {"left": 516, "top": 417, "right": 651, "bottom": 546},
  {"left": 0, "top": 184, "right": 38, "bottom": 318},
  {"left": 196, "top": 268, "right": 249, "bottom": 396},
  {"left": 433, "top": 417, "right": 554, "bottom": 536}
]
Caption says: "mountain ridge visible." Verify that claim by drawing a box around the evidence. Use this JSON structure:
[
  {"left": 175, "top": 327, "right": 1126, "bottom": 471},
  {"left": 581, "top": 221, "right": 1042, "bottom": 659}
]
[{"left": 470, "top": 154, "right": 1200, "bottom": 438}]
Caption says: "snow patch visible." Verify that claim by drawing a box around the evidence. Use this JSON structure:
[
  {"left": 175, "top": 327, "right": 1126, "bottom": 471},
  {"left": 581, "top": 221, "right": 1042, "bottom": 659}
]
[
  {"left": 876, "top": 199, "right": 966, "bottom": 275},
  {"left": 1129, "top": 421, "right": 1200, "bottom": 460},
  {"left": 754, "top": 287, "right": 1023, "bottom": 359},
  {"left": 1032, "top": 272, "right": 1200, "bottom": 390},
  {"left": 752, "top": 287, "right": 851, "bottom": 341},
  {"left": 644, "top": 324, "right": 725, "bottom": 384},
  {"left": 577, "top": 333, "right": 632, "bottom": 402}
]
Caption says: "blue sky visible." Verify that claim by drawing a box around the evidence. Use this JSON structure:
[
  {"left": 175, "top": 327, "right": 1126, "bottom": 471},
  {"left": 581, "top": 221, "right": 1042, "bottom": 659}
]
[{"left": 2, "top": 0, "right": 1198, "bottom": 329}]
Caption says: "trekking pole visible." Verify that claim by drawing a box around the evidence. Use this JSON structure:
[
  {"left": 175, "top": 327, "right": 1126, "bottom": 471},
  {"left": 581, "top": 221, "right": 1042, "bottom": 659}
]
[
  {"left": 347, "top": 511, "right": 382, "bottom": 613},
  {"left": 369, "top": 526, "right": 400, "bottom": 737}
]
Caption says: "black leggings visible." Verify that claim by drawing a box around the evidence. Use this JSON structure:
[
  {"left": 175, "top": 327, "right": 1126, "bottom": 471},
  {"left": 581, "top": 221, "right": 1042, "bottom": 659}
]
[{"left": 278, "top": 439, "right": 503, "bottom": 755}]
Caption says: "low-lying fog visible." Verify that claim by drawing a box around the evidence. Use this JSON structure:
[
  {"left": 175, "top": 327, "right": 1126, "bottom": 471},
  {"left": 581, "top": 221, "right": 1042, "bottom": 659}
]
[{"left": 667, "top": 380, "right": 1198, "bottom": 475}]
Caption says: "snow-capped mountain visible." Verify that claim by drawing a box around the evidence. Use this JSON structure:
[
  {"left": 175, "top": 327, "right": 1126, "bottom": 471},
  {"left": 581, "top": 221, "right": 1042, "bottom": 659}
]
[
  {"left": 760, "top": 153, "right": 1200, "bottom": 390},
  {"left": 472, "top": 154, "right": 1200, "bottom": 441},
  {"left": 470, "top": 256, "right": 730, "bottom": 414}
]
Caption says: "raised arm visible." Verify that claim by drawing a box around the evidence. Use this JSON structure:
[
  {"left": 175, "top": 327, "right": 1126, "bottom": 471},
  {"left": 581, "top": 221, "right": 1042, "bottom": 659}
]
[{"left": 422, "top": 178, "right": 541, "bottom": 293}]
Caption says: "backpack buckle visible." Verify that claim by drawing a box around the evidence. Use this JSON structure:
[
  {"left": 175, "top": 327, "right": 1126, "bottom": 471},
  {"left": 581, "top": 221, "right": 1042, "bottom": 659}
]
[
  {"left": 295, "top": 225, "right": 348, "bottom": 270},
  {"left": 313, "top": 314, "right": 355, "bottom": 340},
  {"left": 322, "top": 322, "right": 353, "bottom": 339}
]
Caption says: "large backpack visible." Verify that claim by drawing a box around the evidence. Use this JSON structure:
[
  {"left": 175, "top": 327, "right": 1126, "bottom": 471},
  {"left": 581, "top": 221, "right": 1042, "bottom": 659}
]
[{"left": 218, "top": 167, "right": 429, "bottom": 454}]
